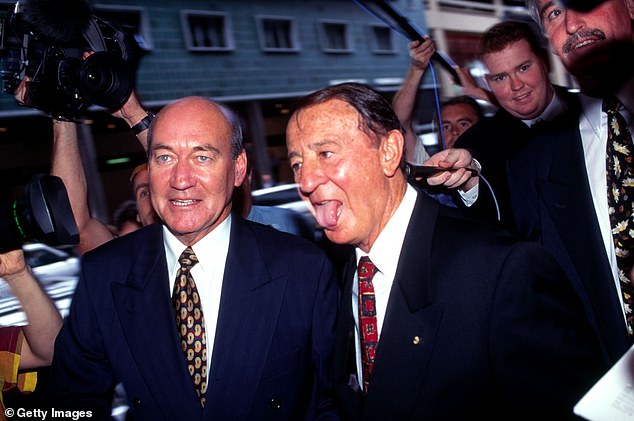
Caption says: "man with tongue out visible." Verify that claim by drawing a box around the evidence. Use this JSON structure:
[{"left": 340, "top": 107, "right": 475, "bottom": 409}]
[{"left": 286, "top": 82, "right": 606, "bottom": 420}]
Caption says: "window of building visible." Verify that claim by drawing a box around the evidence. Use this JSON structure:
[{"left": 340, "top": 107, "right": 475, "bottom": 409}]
[
  {"left": 369, "top": 25, "right": 396, "bottom": 54},
  {"left": 181, "top": 10, "right": 234, "bottom": 52},
  {"left": 318, "top": 20, "right": 352, "bottom": 53},
  {"left": 94, "top": 5, "right": 153, "bottom": 51},
  {"left": 255, "top": 16, "right": 299, "bottom": 52},
  {"left": 444, "top": 31, "right": 481, "bottom": 66}
]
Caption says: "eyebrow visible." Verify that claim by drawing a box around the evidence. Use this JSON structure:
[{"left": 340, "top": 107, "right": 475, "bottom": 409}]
[
  {"left": 152, "top": 142, "right": 222, "bottom": 156},
  {"left": 288, "top": 140, "right": 338, "bottom": 160}
]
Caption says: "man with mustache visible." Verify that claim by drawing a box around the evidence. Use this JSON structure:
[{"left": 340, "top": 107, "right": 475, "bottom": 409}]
[{"left": 505, "top": 0, "right": 634, "bottom": 366}]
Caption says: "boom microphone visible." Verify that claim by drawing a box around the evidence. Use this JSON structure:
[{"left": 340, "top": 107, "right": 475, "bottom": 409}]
[
  {"left": 353, "top": 0, "right": 461, "bottom": 85},
  {"left": 18, "top": 0, "right": 94, "bottom": 43}
]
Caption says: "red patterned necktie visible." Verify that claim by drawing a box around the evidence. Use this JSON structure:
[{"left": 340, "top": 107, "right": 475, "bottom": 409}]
[
  {"left": 358, "top": 256, "right": 379, "bottom": 393},
  {"left": 604, "top": 98, "right": 634, "bottom": 337},
  {"left": 173, "top": 247, "right": 208, "bottom": 406}
]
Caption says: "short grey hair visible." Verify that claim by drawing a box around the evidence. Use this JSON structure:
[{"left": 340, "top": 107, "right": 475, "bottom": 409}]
[
  {"left": 216, "top": 102, "right": 245, "bottom": 160},
  {"left": 525, "top": 0, "right": 544, "bottom": 31}
]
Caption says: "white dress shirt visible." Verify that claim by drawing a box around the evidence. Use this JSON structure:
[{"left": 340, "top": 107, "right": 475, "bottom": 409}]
[
  {"left": 579, "top": 84, "right": 634, "bottom": 325},
  {"left": 352, "top": 184, "right": 418, "bottom": 388},
  {"left": 163, "top": 214, "right": 232, "bottom": 381}
]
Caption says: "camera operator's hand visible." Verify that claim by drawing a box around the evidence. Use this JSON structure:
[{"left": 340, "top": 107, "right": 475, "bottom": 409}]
[
  {"left": 14, "top": 76, "right": 32, "bottom": 107},
  {"left": 409, "top": 36, "right": 436, "bottom": 72},
  {"left": 110, "top": 90, "right": 146, "bottom": 123},
  {"left": 110, "top": 90, "right": 151, "bottom": 151},
  {"left": 423, "top": 148, "right": 479, "bottom": 191},
  {"left": 0, "top": 248, "right": 28, "bottom": 279}
]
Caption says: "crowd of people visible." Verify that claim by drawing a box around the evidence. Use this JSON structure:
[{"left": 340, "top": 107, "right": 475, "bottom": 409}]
[{"left": 0, "top": 0, "right": 632, "bottom": 419}]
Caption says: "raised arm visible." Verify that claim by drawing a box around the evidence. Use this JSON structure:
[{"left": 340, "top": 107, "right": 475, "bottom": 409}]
[
  {"left": 50, "top": 120, "right": 116, "bottom": 254},
  {"left": 392, "top": 37, "right": 436, "bottom": 163},
  {"left": 111, "top": 90, "right": 152, "bottom": 152},
  {"left": 0, "top": 249, "right": 62, "bottom": 369},
  {"left": 454, "top": 66, "right": 498, "bottom": 106}
]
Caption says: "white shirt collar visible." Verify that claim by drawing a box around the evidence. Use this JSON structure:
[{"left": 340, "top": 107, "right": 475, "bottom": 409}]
[
  {"left": 355, "top": 184, "right": 418, "bottom": 279},
  {"left": 522, "top": 87, "right": 567, "bottom": 127},
  {"left": 163, "top": 214, "right": 232, "bottom": 278}
]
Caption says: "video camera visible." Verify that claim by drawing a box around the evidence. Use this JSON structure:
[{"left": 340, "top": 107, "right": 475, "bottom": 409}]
[
  {"left": 0, "top": 174, "right": 78, "bottom": 253},
  {"left": 0, "top": 0, "right": 136, "bottom": 120}
]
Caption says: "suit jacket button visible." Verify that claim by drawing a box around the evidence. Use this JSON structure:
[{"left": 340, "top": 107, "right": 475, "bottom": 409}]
[
  {"left": 133, "top": 399, "right": 142, "bottom": 408},
  {"left": 270, "top": 398, "right": 282, "bottom": 410}
]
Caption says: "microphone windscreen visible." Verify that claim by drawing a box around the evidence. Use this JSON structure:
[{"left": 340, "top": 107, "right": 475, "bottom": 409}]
[{"left": 19, "top": 0, "right": 94, "bottom": 43}]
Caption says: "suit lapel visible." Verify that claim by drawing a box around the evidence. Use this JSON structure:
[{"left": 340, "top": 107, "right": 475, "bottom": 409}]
[
  {"left": 537, "top": 122, "right": 629, "bottom": 361},
  {"left": 111, "top": 225, "right": 203, "bottom": 416},
  {"left": 205, "top": 218, "right": 287, "bottom": 417},
  {"left": 364, "top": 192, "right": 443, "bottom": 416}
]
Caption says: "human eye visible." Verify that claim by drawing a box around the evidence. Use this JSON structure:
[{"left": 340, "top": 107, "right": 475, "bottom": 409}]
[
  {"left": 290, "top": 160, "right": 302, "bottom": 174},
  {"left": 519, "top": 63, "right": 531, "bottom": 73},
  {"left": 318, "top": 150, "right": 333, "bottom": 159},
  {"left": 459, "top": 121, "right": 473, "bottom": 129},
  {"left": 154, "top": 154, "right": 172, "bottom": 164},
  {"left": 196, "top": 155, "right": 212, "bottom": 163},
  {"left": 442, "top": 123, "right": 451, "bottom": 132},
  {"left": 487, "top": 73, "right": 505, "bottom": 84},
  {"left": 545, "top": 6, "right": 563, "bottom": 24},
  {"left": 137, "top": 189, "right": 150, "bottom": 199}
]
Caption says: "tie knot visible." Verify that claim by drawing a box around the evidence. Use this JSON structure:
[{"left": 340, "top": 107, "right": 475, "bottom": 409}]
[
  {"left": 358, "top": 256, "right": 377, "bottom": 279},
  {"left": 179, "top": 247, "right": 198, "bottom": 270},
  {"left": 603, "top": 96, "right": 621, "bottom": 114}
]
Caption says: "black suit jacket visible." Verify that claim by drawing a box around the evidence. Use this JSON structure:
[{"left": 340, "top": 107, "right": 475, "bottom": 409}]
[
  {"left": 506, "top": 104, "right": 631, "bottom": 366},
  {"left": 333, "top": 190, "right": 606, "bottom": 420},
  {"left": 455, "top": 87, "right": 578, "bottom": 232},
  {"left": 48, "top": 219, "right": 339, "bottom": 420}
]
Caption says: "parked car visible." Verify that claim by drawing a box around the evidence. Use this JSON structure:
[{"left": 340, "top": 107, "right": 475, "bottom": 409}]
[{"left": 251, "top": 183, "right": 322, "bottom": 240}]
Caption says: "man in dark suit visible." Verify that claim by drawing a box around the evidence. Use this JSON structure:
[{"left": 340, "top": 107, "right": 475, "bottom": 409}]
[
  {"left": 506, "top": 0, "right": 634, "bottom": 365},
  {"left": 285, "top": 82, "right": 606, "bottom": 420},
  {"left": 451, "top": 20, "right": 573, "bottom": 231},
  {"left": 48, "top": 97, "right": 339, "bottom": 420}
]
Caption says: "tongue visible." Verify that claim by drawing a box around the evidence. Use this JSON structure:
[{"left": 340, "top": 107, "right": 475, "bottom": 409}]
[{"left": 314, "top": 201, "right": 341, "bottom": 229}]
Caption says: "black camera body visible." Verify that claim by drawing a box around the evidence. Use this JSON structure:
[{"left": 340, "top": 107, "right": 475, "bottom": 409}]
[
  {"left": 0, "top": 174, "right": 79, "bottom": 253},
  {"left": 0, "top": 0, "right": 136, "bottom": 120}
]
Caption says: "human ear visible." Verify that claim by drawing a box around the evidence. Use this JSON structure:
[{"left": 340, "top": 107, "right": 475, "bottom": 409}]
[
  {"left": 381, "top": 129, "right": 405, "bottom": 177},
  {"left": 233, "top": 150, "right": 248, "bottom": 187}
]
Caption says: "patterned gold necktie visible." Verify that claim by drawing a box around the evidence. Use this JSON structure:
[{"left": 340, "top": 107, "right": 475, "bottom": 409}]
[
  {"left": 173, "top": 247, "right": 207, "bottom": 406},
  {"left": 604, "top": 98, "right": 634, "bottom": 337},
  {"left": 358, "top": 256, "right": 379, "bottom": 393}
]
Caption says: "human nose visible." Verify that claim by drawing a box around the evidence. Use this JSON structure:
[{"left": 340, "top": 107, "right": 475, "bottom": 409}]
[
  {"left": 564, "top": 9, "right": 585, "bottom": 34},
  {"left": 170, "top": 159, "right": 196, "bottom": 190},
  {"left": 296, "top": 158, "right": 324, "bottom": 197},
  {"left": 509, "top": 74, "right": 525, "bottom": 91}
]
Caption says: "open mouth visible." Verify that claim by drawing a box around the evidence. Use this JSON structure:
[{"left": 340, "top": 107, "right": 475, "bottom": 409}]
[
  {"left": 562, "top": 29, "right": 606, "bottom": 55},
  {"left": 312, "top": 200, "right": 343, "bottom": 229},
  {"left": 171, "top": 199, "right": 198, "bottom": 207}
]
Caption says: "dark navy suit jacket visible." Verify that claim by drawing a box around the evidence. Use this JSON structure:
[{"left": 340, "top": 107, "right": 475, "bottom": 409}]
[
  {"left": 48, "top": 218, "right": 339, "bottom": 420},
  {"left": 333, "top": 191, "right": 606, "bottom": 420},
  {"left": 507, "top": 106, "right": 631, "bottom": 366}
]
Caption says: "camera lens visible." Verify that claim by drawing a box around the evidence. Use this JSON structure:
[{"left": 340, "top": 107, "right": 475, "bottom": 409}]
[{"left": 79, "top": 52, "right": 132, "bottom": 109}]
